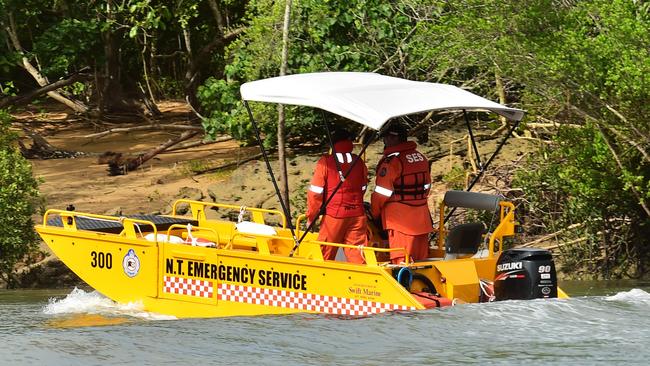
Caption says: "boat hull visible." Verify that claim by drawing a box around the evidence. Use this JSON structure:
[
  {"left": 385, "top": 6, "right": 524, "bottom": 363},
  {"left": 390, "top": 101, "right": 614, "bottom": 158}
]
[
  {"left": 37, "top": 225, "right": 427, "bottom": 318},
  {"left": 35, "top": 201, "right": 567, "bottom": 318}
]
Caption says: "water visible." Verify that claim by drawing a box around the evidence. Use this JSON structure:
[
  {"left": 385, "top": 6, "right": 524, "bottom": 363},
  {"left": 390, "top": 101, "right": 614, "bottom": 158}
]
[{"left": 1, "top": 281, "right": 649, "bottom": 365}]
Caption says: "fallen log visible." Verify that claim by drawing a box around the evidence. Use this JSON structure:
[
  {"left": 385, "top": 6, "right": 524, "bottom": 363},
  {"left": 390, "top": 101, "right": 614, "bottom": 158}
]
[
  {"left": 164, "top": 135, "right": 233, "bottom": 152},
  {"left": 83, "top": 124, "right": 204, "bottom": 141},
  {"left": 105, "top": 130, "right": 199, "bottom": 175}
]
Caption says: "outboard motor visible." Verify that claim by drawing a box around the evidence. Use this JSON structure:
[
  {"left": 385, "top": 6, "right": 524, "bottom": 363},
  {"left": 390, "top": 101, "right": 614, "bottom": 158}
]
[{"left": 494, "top": 248, "right": 557, "bottom": 300}]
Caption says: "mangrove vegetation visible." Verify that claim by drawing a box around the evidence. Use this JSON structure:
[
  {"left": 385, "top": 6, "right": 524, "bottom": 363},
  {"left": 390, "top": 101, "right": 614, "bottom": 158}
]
[{"left": 0, "top": 0, "right": 648, "bottom": 281}]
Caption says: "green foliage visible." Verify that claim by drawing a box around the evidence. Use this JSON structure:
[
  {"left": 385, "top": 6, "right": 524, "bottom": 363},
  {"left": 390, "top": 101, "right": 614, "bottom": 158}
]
[
  {"left": 197, "top": 77, "right": 248, "bottom": 142},
  {"left": 504, "top": 1, "right": 650, "bottom": 278},
  {"left": 0, "top": 110, "right": 40, "bottom": 284},
  {"left": 32, "top": 18, "right": 102, "bottom": 77},
  {"left": 0, "top": 0, "right": 247, "bottom": 107},
  {"left": 198, "top": 0, "right": 416, "bottom": 143},
  {"left": 0, "top": 81, "right": 16, "bottom": 97},
  {"left": 2, "top": 0, "right": 649, "bottom": 278},
  {"left": 397, "top": 0, "right": 650, "bottom": 278},
  {"left": 442, "top": 165, "right": 466, "bottom": 191},
  {"left": 0, "top": 109, "right": 18, "bottom": 146},
  {"left": 289, "top": 177, "right": 310, "bottom": 222},
  {"left": 156, "top": 77, "right": 184, "bottom": 99},
  {"left": 514, "top": 124, "right": 650, "bottom": 278}
]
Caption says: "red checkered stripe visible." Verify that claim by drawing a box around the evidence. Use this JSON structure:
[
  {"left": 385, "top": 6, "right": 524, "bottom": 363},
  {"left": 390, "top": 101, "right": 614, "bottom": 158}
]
[
  {"left": 217, "top": 283, "right": 415, "bottom": 316},
  {"left": 163, "top": 276, "right": 214, "bottom": 298}
]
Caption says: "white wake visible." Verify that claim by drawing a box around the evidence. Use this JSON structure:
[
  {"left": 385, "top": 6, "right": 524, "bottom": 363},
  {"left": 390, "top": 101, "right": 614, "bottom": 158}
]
[
  {"left": 605, "top": 288, "right": 650, "bottom": 304},
  {"left": 43, "top": 287, "right": 175, "bottom": 320}
]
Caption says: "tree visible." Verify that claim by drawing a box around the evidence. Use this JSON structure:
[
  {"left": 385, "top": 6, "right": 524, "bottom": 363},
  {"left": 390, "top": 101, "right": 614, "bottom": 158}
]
[
  {"left": 198, "top": 0, "right": 649, "bottom": 278},
  {"left": 0, "top": 0, "right": 247, "bottom": 117},
  {"left": 198, "top": 0, "right": 416, "bottom": 142},
  {"left": 0, "top": 109, "right": 40, "bottom": 286},
  {"left": 277, "top": 0, "right": 293, "bottom": 211}
]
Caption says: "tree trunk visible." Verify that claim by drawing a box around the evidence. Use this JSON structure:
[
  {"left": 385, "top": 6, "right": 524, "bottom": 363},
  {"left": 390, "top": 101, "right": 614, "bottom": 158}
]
[
  {"left": 99, "top": 1, "right": 148, "bottom": 117},
  {"left": 182, "top": 26, "right": 199, "bottom": 110},
  {"left": 494, "top": 67, "right": 508, "bottom": 128},
  {"left": 19, "top": 132, "right": 84, "bottom": 159},
  {"left": 83, "top": 124, "right": 203, "bottom": 140},
  {"left": 2, "top": 13, "right": 89, "bottom": 113},
  {"left": 106, "top": 131, "right": 199, "bottom": 175},
  {"left": 0, "top": 72, "right": 91, "bottom": 109},
  {"left": 277, "top": 0, "right": 293, "bottom": 211},
  {"left": 207, "top": 0, "right": 225, "bottom": 36},
  {"left": 182, "top": 0, "right": 244, "bottom": 114}
]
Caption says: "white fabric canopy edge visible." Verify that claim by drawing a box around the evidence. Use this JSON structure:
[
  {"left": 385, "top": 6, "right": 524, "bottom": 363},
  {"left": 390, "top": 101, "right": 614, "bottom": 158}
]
[{"left": 240, "top": 72, "right": 525, "bottom": 130}]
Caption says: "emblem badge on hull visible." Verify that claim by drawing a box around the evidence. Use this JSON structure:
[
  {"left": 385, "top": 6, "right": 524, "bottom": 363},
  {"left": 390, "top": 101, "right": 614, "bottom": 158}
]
[{"left": 123, "top": 249, "right": 140, "bottom": 278}]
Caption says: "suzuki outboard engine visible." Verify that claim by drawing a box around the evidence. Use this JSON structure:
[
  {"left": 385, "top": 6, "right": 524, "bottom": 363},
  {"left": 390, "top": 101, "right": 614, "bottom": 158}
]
[{"left": 494, "top": 248, "right": 557, "bottom": 300}]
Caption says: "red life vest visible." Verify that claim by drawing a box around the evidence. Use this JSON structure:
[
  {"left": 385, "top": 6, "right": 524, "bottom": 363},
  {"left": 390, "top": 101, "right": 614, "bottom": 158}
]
[
  {"left": 322, "top": 140, "right": 367, "bottom": 218},
  {"left": 384, "top": 142, "right": 431, "bottom": 207}
]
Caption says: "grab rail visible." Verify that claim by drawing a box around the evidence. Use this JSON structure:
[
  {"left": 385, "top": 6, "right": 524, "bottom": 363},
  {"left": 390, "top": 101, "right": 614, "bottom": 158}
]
[
  {"left": 437, "top": 197, "right": 517, "bottom": 258},
  {"left": 41, "top": 209, "right": 158, "bottom": 239},
  {"left": 487, "top": 201, "right": 516, "bottom": 258},
  {"left": 302, "top": 240, "right": 410, "bottom": 266},
  {"left": 171, "top": 199, "right": 287, "bottom": 228},
  {"left": 42, "top": 209, "right": 406, "bottom": 265},
  {"left": 294, "top": 213, "right": 311, "bottom": 237},
  {"left": 165, "top": 224, "right": 221, "bottom": 247},
  {"left": 229, "top": 230, "right": 407, "bottom": 266}
]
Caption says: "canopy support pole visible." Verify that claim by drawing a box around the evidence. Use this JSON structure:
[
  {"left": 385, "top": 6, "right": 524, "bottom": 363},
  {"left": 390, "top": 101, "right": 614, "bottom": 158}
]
[
  {"left": 244, "top": 101, "right": 300, "bottom": 246},
  {"left": 464, "top": 109, "right": 483, "bottom": 171},
  {"left": 444, "top": 118, "right": 522, "bottom": 224}
]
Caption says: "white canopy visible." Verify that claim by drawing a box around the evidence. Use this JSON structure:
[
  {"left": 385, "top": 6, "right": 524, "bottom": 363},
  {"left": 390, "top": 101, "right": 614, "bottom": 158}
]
[{"left": 240, "top": 72, "right": 524, "bottom": 130}]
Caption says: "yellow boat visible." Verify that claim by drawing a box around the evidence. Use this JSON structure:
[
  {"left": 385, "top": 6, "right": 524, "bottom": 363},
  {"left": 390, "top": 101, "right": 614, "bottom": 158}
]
[{"left": 35, "top": 72, "right": 567, "bottom": 318}]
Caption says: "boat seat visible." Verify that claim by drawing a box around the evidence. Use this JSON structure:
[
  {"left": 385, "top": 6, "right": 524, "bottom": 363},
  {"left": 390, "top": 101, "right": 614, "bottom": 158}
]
[{"left": 445, "top": 222, "right": 485, "bottom": 259}]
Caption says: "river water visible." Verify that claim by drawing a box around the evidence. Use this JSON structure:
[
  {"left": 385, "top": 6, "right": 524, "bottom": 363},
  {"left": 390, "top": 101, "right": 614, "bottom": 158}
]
[{"left": 1, "top": 280, "right": 649, "bottom": 365}]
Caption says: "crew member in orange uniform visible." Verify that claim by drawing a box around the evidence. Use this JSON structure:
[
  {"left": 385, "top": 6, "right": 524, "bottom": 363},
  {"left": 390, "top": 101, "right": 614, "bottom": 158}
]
[
  {"left": 306, "top": 129, "right": 369, "bottom": 263},
  {"left": 371, "top": 123, "right": 432, "bottom": 264}
]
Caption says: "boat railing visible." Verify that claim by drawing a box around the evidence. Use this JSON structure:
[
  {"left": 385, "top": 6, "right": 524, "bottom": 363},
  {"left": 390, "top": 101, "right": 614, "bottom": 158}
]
[
  {"left": 171, "top": 199, "right": 287, "bottom": 228},
  {"left": 436, "top": 191, "right": 517, "bottom": 258},
  {"left": 230, "top": 230, "right": 408, "bottom": 266},
  {"left": 294, "top": 213, "right": 408, "bottom": 265},
  {"left": 486, "top": 201, "right": 516, "bottom": 258},
  {"left": 304, "top": 240, "right": 410, "bottom": 266},
  {"left": 41, "top": 209, "right": 159, "bottom": 239},
  {"left": 41, "top": 209, "right": 408, "bottom": 265},
  {"left": 294, "top": 214, "right": 308, "bottom": 237},
  {"left": 165, "top": 224, "right": 221, "bottom": 247}
]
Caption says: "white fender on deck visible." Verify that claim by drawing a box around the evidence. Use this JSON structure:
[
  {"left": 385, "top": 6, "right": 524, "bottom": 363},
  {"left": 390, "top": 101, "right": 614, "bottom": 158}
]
[
  {"left": 144, "top": 233, "right": 185, "bottom": 244},
  {"left": 235, "top": 221, "right": 277, "bottom": 236}
]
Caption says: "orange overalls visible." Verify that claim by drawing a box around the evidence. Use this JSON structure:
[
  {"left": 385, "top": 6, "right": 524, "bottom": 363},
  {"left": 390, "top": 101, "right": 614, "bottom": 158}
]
[
  {"left": 371, "top": 141, "right": 432, "bottom": 264},
  {"left": 307, "top": 140, "right": 369, "bottom": 263}
]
